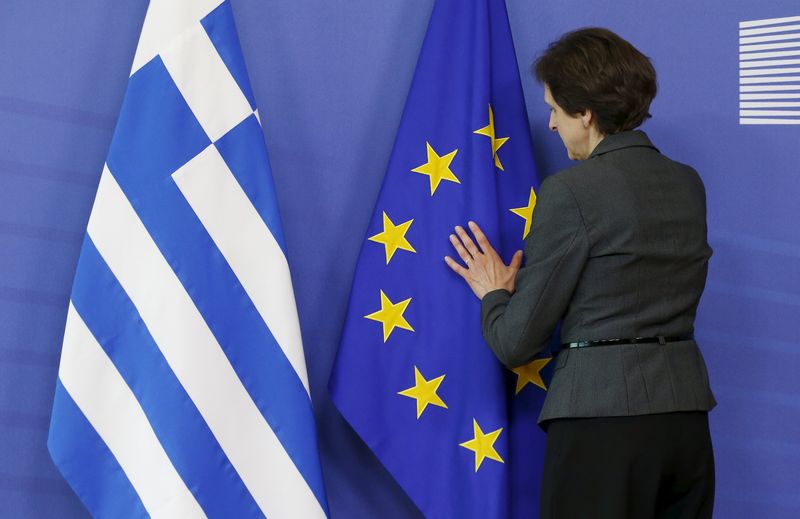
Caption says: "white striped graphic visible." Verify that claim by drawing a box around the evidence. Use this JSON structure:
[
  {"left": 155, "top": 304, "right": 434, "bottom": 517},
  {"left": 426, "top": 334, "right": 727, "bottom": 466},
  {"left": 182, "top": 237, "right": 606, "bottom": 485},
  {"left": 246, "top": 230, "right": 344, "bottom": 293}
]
[
  {"left": 172, "top": 145, "right": 311, "bottom": 395},
  {"left": 739, "top": 23, "right": 800, "bottom": 37},
  {"left": 740, "top": 118, "right": 800, "bottom": 124},
  {"left": 740, "top": 33, "right": 800, "bottom": 45},
  {"left": 740, "top": 59, "right": 800, "bottom": 68},
  {"left": 740, "top": 15, "right": 800, "bottom": 28},
  {"left": 739, "top": 17, "right": 800, "bottom": 125},
  {"left": 59, "top": 304, "right": 205, "bottom": 518},
  {"left": 740, "top": 67, "right": 800, "bottom": 77},
  {"left": 161, "top": 23, "right": 252, "bottom": 142},
  {"left": 741, "top": 41, "right": 800, "bottom": 53},
  {"left": 740, "top": 49, "right": 800, "bottom": 60},
  {"left": 740, "top": 101, "right": 800, "bottom": 108},
  {"left": 740, "top": 93, "right": 800, "bottom": 100},
  {"left": 740, "top": 84, "right": 800, "bottom": 92},
  {"left": 131, "top": 0, "right": 224, "bottom": 74},
  {"left": 740, "top": 109, "right": 800, "bottom": 116},
  {"left": 739, "top": 77, "right": 800, "bottom": 84},
  {"left": 87, "top": 167, "right": 326, "bottom": 519}
]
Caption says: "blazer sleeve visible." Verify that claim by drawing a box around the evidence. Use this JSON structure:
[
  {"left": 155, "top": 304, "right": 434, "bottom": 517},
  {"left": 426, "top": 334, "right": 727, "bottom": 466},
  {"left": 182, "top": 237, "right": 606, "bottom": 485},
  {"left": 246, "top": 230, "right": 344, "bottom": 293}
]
[{"left": 480, "top": 175, "right": 589, "bottom": 368}]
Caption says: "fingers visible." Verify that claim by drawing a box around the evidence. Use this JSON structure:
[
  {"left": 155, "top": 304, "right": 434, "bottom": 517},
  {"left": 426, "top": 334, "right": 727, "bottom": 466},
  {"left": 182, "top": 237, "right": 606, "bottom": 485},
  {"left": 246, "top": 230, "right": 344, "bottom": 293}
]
[
  {"left": 509, "top": 250, "right": 523, "bottom": 270},
  {"left": 467, "top": 221, "right": 497, "bottom": 258},
  {"left": 444, "top": 255, "right": 469, "bottom": 278},
  {"left": 454, "top": 225, "right": 481, "bottom": 257},
  {"left": 449, "top": 232, "right": 475, "bottom": 265}
]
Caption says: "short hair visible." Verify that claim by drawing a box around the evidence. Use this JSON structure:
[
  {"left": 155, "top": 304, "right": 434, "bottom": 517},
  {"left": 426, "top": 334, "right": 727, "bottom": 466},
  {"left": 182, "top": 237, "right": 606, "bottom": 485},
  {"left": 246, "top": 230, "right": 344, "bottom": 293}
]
[{"left": 533, "top": 28, "right": 657, "bottom": 135}]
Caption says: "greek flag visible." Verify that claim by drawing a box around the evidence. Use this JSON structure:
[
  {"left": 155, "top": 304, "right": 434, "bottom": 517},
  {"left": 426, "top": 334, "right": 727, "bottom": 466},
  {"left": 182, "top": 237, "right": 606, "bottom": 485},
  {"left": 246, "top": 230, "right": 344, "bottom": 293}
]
[{"left": 47, "top": 1, "right": 328, "bottom": 517}]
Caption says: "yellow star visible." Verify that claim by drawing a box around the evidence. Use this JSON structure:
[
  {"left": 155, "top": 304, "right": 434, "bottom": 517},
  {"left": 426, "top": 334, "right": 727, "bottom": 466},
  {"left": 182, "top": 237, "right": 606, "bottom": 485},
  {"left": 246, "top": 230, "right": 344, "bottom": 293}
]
[
  {"left": 364, "top": 290, "right": 414, "bottom": 343},
  {"left": 411, "top": 142, "right": 460, "bottom": 196},
  {"left": 510, "top": 187, "right": 537, "bottom": 239},
  {"left": 368, "top": 212, "right": 416, "bottom": 264},
  {"left": 397, "top": 366, "right": 448, "bottom": 419},
  {"left": 459, "top": 419, "right": 504, "bottom": 472},
  {"left": 512, "top": 357, "right": 552, "bottom": 395},
  {"left": 473, "top": 104, "right": 510, "bottom": 171}
]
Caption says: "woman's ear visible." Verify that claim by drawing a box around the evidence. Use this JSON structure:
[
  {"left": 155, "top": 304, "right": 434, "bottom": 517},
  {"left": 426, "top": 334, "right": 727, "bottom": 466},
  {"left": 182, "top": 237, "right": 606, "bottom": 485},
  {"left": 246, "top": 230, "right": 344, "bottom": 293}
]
[{"left": 580, "top": 109, "right": 594, "bottom": 129}]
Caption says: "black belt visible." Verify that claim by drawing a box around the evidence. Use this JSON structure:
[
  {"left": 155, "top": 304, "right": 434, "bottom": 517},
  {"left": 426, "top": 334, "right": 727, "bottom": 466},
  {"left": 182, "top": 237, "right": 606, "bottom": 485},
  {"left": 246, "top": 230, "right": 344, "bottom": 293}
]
[{"left": 562, "top": 335, "right": 694, "bottom": 349}]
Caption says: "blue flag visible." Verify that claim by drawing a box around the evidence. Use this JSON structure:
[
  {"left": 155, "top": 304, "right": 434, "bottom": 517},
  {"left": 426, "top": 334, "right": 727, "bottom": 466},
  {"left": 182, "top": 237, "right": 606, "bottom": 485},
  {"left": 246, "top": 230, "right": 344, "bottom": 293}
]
[
  {"left": 47, "top": 1, "right": 328, "bottom": 517},
  {"left": 330, "top": 0, "right": 552, "bottom": 517}
]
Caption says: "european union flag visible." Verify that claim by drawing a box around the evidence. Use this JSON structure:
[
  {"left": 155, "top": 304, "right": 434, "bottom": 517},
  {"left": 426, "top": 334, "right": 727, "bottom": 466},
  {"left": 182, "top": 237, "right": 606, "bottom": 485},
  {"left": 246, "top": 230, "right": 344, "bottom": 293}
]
[{"left": 330, "top": 0, "right": 551, "bottom": 517}]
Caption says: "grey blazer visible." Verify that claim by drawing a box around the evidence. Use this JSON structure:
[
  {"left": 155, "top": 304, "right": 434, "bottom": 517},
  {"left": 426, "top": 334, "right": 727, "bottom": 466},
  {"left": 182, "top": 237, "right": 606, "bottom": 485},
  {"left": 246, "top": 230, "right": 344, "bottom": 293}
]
[{"left": 480, "top": 130, "right": 716, "bottom": 424}]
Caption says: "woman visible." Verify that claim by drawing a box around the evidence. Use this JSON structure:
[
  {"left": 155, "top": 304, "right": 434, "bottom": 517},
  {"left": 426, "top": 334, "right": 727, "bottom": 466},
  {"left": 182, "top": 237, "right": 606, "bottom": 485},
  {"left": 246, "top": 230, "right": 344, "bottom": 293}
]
[{"left": 444, "top": 28, "right": 716, "bottom": 519}]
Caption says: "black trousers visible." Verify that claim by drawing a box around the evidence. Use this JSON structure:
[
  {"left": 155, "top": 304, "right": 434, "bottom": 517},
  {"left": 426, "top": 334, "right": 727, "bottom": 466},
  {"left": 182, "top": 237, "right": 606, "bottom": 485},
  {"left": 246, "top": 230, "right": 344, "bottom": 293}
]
[{"left": 540, "top": 411, "right": 714, "bottom": 519}]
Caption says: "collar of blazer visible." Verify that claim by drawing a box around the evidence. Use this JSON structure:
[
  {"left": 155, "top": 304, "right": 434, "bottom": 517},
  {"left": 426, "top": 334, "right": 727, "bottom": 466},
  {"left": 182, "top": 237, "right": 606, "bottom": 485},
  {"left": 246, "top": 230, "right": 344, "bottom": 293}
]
[{"left": 587, "top": 130, "right": 660, "bottom": 159}]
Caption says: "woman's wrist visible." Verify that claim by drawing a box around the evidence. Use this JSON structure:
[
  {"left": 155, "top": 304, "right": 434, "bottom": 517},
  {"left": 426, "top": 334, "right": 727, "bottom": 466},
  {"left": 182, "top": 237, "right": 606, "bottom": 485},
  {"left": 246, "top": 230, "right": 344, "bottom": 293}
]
[{"left": 480, "top": 287, "right": 511, "bottom": 300}]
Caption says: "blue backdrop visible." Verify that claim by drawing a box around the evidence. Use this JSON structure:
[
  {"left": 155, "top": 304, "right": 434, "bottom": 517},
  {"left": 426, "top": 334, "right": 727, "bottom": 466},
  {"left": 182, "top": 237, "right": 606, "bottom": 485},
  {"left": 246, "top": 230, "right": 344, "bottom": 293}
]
[{"left": 0, "top": 1, "right": 797, "bottom": 518}]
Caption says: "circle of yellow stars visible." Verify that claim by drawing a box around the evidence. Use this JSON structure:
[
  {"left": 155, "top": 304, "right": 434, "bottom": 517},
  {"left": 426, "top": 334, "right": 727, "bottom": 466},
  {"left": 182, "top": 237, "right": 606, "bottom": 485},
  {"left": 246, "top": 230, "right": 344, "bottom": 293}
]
[{"left": 361, "top": 103, "right": 551, "bottom": 472}]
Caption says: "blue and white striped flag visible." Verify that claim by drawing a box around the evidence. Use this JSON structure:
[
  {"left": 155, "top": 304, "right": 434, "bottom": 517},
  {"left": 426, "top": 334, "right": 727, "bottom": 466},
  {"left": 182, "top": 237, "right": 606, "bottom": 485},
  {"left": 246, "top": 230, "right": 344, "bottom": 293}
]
[{"left": 47, "top": 1, "right": 329, "bottom": 517}]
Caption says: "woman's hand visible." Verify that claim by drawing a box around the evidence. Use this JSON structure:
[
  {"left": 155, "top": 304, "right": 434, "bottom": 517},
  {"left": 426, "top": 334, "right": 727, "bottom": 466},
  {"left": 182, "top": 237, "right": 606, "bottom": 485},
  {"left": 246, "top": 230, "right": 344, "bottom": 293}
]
[{"left": 444, "top": 221, "right": 523, "bottom": 300}]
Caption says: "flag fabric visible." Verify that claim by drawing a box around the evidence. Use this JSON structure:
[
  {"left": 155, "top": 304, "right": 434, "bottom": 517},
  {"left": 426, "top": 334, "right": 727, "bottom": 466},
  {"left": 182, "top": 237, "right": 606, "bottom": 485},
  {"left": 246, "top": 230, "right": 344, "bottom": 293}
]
[
  {"left": 330, "top": 0, "right": 553, "bottom": 517},
  {"left": 47, "top": 1, "right": 328, "bottom": 517}
]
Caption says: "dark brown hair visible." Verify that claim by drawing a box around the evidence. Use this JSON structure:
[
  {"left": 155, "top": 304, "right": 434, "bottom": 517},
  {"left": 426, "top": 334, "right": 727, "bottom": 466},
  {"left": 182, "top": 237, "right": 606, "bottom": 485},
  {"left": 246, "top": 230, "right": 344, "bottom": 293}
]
[{"left": 534, "top": 28, "right": 657, "bottom": 135}]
